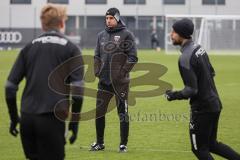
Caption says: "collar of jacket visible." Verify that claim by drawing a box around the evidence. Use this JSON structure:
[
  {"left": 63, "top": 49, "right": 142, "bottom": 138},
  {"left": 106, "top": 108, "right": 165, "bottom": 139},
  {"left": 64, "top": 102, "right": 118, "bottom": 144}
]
[
  {"left": 38, "top": 29, "right": 61, "bottom": 38},
  {"left": 105, "top": 20, "right": 126, "bottom": 33},
  {"left": 45, "top": 29, "right": 60, "bottom": 34},
  {"left": 180, "top": 39, "right": 194, "bottom": 53}
]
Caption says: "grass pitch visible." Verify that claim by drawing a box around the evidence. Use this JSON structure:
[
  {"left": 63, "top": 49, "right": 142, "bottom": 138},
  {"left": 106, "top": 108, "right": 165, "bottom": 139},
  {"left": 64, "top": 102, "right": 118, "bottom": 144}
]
[{"left": 0, "top": 49, "right": 240, "bottom": 160}]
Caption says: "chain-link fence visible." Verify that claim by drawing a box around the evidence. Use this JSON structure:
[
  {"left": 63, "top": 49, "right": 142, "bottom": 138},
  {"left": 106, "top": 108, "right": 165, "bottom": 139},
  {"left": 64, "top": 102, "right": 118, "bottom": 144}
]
[
  {"left": 0, "top": 6, "right": 165, "bottom": 49},
  {"left": 165, "top": 15, "right": 240, "bottom": 54}
]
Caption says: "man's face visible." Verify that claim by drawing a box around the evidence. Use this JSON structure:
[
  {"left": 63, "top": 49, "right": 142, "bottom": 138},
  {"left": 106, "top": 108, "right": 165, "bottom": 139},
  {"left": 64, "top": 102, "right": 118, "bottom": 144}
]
[
  {"left": 106, "top": 15, "right": 118, "bottom": 28},
  {"left": 170, "top": 29, "right": 184, "bottom": 46}
]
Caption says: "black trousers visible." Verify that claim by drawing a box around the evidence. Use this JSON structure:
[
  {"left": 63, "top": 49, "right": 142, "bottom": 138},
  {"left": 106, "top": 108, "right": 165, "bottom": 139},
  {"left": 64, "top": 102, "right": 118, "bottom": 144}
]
[
  {"left": 95, "top": 82, "right": 129, "bottom": 145},
  {"left": 190, "top": 111, "right": 240, "bottom": 160},
  {"left": 20, "top": 113, "right": 65, "bottom": 160},
  {"left": 151, "top": 40, "right": 160, "bottom": 49}
]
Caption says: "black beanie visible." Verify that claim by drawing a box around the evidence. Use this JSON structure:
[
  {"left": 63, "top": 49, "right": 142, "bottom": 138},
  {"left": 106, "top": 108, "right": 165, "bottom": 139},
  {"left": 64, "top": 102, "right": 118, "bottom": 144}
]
[
  {"left": 106, "top": 7, "right": 120, "bottom": 22},
  {"left": 172, "top": 18, "right": 194, "bottom": 39}
]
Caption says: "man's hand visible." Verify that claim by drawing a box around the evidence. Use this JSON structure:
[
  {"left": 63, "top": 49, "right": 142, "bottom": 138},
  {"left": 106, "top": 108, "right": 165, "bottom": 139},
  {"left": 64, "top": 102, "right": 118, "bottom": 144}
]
[
  {"left": 94, "top": 56, "right": 103, "bottom": 77},
  {"left": 165, "top": 90, "right": 177, "bottom": 101},
  {"left": 68, "top": 122, "right": 79, "bottom": 144},
  {"left": 9, "top": 117, "right": 20, "bottom": 137}
]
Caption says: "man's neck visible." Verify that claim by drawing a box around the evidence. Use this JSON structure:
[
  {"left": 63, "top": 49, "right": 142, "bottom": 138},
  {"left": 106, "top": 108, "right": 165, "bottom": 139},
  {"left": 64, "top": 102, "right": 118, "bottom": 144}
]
[
  {"left": 181, "top": 39, "right": 189, "bottom": 47},
  {"left": 180, "top": 38, "right": 193, "bottom": 53}
]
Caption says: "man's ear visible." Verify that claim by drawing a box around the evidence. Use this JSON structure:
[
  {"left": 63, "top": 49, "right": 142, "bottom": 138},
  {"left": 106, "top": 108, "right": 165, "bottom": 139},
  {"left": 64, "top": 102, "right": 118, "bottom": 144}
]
[
  {"left": 60, "top": 19, "right": 64, "bottom": 29},
  {"left": 60, "top": 20, "right": 66, "bottom": 33}
]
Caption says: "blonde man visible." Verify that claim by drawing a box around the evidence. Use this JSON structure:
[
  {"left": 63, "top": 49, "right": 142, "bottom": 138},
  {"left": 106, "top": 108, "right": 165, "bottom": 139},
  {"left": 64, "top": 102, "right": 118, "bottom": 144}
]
[{"left": 5, "top": 4, "right": 84, "bottom": 160}]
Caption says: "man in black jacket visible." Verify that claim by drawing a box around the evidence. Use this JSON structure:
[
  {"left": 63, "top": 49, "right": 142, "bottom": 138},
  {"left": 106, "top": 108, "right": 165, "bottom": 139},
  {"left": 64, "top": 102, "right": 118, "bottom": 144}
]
[
  {"left": 165, "top": 18, "right": 240, "bottom": 160},
  {"left": 5, "top": 4, "right": 84, "bottom": 160},
  {"left": 90, "top": 7, "right": 138, "bottom": 152},
  {"left": 150, "top": 30, "right": 160, "bottom": 51}
]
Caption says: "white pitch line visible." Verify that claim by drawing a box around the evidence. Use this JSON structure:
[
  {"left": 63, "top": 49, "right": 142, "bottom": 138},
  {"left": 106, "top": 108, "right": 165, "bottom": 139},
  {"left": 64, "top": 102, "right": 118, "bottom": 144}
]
[
  {"left": 224, "top": 83, "right": 240, "bottom": 87},
  {"left": 75, "top": 145, "right": 191, "bottom": 153},
  {"left": 0, "top": 69, "right": 10, "bottom": 73}
]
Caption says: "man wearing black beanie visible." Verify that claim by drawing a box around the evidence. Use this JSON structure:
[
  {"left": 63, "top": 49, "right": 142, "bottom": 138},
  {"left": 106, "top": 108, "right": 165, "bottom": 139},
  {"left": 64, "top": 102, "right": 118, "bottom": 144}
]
[
  {"left": 90, "top": 7, "right": 138, "bottom": 153},
  {"left": 165, "top": 18, "right": 240, "bottom": 160},
  {"left": 172, "top": 18, "right": 194, "bottom": 39}
]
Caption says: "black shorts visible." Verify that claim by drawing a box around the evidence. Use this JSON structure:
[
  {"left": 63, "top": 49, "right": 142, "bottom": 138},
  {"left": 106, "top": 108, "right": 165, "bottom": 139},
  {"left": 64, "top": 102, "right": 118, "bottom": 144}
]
[{"left": 20, "top": 112, "right": 65, "bottom": 160}]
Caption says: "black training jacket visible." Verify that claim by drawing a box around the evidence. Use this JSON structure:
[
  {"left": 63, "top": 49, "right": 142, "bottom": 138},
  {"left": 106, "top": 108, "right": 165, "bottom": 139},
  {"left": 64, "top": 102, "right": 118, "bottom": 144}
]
[
  {"left": 177, "top": 40, "right": 222, "bottom": 113},
  {"left": 6, "top": 30, "right": 84, "bottom": 114},
  {"left": 94, "top": 20, "right": 138, "bottom": 85}
]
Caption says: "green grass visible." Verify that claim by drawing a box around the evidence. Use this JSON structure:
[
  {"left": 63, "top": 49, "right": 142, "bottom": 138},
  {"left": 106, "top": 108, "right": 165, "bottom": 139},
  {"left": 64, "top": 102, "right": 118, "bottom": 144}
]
[{"left": 0, "top": 49, "right": 240, "bottom": 160}]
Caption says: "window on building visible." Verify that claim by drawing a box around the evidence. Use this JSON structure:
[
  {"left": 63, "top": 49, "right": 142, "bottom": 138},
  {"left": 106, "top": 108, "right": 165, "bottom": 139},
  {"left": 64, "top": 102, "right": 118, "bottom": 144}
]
[
  {"left": 121, "top": 16, "right": 136, "bottom": 29},
  {"left": 138, "top": 16, "right": 152, "bottom": 29},
  {"left": 65, "top": 16, "right": 76, "bottom": 35},
  {"left": 163, "top": 0, "right": 185, "bottom": 5},
  {"left": 86, "top": 16, "right": 105, "bottom": 28},
  {"left": 202, "top": 0, "right": 225, "bottom": 5},
  {"left": 10, "top": 0, "right": 31, "bottom": 4},
  {"left": 124, "top": 0, "right": 146, "bottom": 4},
  {"left": 47, "top": 0, "right": 69, "bottom": 4},
  {"left": 85, "top": 0, "right": 107, "bottom": 4}
]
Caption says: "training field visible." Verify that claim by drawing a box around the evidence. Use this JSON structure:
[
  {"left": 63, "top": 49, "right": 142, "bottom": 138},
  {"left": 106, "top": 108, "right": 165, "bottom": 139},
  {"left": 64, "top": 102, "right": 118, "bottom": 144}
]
[{"left": 0, "top": 49, "right": 240, "bottom": 160}]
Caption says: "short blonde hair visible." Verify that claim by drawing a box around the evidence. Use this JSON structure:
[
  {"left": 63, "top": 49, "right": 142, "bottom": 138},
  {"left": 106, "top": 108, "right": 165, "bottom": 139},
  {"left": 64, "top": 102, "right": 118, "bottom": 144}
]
[{"left": 40, "top": 3, "right": 67, "bottom": 30}]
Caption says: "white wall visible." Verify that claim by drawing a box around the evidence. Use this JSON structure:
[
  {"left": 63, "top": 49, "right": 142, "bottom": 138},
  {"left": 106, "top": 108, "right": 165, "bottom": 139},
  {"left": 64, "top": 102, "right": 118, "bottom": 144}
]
[
  {"left": 0, "top": 6, "right": 10, "bottom": 27},
  {"left": 1, "top": 0, "right": 240, "bottom": 28}
]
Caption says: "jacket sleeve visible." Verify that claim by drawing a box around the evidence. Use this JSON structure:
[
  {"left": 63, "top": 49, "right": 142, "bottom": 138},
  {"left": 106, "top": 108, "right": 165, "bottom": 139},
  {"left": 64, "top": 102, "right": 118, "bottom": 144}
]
[
  {"left": 7, "top": 48, "right": 26, "bottom": 85},
  {"left": 5, "top": 48, "right": 26, "bottom": 122},
  {"left": 69, "top": 47, "right": 84, "bottom": 86},
  {"left": 95, "top": 35, "right": 101, "bottom": 58},
  {"left": 173, "top": 55, "right": 198, "bottom": 100},
  {"left": 121, "top": 32, "right": 138, "bottom": 74},
  {"left": 69, "top": 46, "right": 84, "bottom": 121},
  {"left": 205, "top": 53, "right": 216, "bottom": 77},
  {"left": 94, "top": 34, "right": 103, "bottom": 77}
]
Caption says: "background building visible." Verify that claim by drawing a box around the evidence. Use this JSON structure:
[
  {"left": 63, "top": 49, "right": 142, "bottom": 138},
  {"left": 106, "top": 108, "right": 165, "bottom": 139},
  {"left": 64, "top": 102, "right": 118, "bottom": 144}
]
[{"left": 0, "top": 0, "right": 240, "bottom": 49}]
